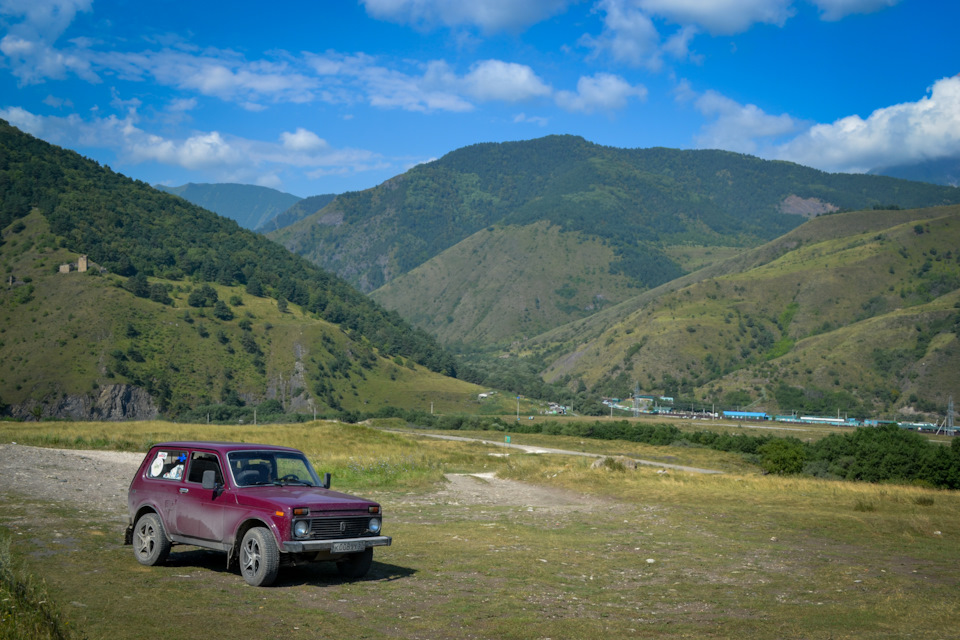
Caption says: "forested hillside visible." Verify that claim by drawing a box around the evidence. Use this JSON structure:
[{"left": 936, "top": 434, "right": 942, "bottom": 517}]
[
  {"left": 273, "top": 135, "right": 960, "bottom": 292},
  {"left": 155, "top": 182, "right": 302, "bottom": 230},
  {"left": 0, "top": 120, "right": 471, "bottom": 419},
  {"left": 257, "top": 193, "right": 337, "bottom": 232}
]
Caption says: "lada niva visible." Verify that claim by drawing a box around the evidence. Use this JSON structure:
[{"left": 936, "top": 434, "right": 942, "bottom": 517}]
[{"left": 124, "top": 441, "right": 391, "bottom": 586}]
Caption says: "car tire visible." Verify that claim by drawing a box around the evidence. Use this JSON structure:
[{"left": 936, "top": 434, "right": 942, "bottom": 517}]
[
  {"left": 239, "top": 527, "right": 280, "bottom": 587},
  {"left": 337, "top": 547, "right": 373, "bottom": 580},
  {"left": 133, "top": 513, "right": 171, "bottom": 566}
]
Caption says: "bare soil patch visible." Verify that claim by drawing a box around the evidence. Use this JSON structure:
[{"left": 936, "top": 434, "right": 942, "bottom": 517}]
[{"left": 0, "top": 444, "right": 142, "bottom": 520}]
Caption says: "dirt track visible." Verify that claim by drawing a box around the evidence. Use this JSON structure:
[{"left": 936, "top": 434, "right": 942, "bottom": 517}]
[{"left": 0, "top": 443, "right": 602, "bottom": 519}]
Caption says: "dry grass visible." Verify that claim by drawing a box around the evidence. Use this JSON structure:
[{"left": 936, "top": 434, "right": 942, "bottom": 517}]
[{"left": 1, "top": 421, "right": 959, "bottom": 639}]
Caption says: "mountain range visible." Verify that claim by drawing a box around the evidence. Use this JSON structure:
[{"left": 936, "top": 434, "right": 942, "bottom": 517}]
[
  {"left": 870, "top": 155, "right": 960, "bottom": 187},
  {"left": 3, "top": 121, "right": 960, "bottom": 422},
  {"left": 269, "top": 135, "right": 960, "bottom": 349},
  {"left": 155, "top": 182, "right": 303, "bottom": 231}
]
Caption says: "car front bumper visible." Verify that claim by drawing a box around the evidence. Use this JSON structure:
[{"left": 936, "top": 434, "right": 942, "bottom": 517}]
[{"left": 281, "top": 535, "right": 392, "bottom": 553}]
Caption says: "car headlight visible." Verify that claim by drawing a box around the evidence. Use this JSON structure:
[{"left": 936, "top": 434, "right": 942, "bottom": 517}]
[
  {"left": 368, "top": 518, "right": 381, "bottom": 534},
  {"left": 293, "top": 520, "right": 310, "bottom": 538}
]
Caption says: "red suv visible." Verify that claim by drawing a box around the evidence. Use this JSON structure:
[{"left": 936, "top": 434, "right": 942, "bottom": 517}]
[{"left": 124, "top": 441, "right": 391, "bottom": 586}]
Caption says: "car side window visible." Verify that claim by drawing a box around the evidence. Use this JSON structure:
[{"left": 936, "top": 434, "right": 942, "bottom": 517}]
[
  {"left": 186, "top": 451, "right": 224, "bottom": 485},
  {"left": 145, "top": 449, "right": 188, "bottom": 480}
]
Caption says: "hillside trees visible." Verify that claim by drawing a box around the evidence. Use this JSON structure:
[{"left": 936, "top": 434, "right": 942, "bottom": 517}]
[{"left": 0, "top": 119, "right": 457, "bottom": 378}]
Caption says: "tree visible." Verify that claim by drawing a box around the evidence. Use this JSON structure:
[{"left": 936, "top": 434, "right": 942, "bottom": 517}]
[
  {"left": 149, "top": 283, "right": 172, "bottom": 305},
  {"left": 246, "top": 276, "right": 263, "bottom": 297},
  {"left": 124, "top": 273, "right": 149, "bottom": 298},
  {"left": 188, "top": 284, "right": 218, "bottom": 307},
  {"left": 213, "top": 300, "right": 234, "bottom": 321}
]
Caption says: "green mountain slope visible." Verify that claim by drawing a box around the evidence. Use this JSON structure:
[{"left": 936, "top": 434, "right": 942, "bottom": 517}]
[
  {"left": 271, "top": 135, "right": 960, "bottom": 346},
  {"left": 536, "top": 206, "right": 960, "bottom": 419},
  {"left": 371, "top": 221, "right": 642, "bottom": 345},
  {"left": 0, "top": 120, "right": 475, "bottom": 419},
  {"left": 155, "top": 182, "right": 302, "bottom": 230},
  {"left": 256, "top": 193, "right": 337, "bottom": 233}
]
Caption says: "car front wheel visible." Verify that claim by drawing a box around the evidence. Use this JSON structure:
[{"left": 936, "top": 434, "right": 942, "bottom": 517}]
[
  {"left": 133, "top": 513, "right": 170, "bottom": 566},
  {"left": 239, "top": 527, "right": 280, "bottom": 587}
]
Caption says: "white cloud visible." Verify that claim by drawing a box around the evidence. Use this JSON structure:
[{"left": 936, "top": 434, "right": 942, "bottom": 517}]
[
  {"left": 305, "top": 53, "right": 555, "bottom": 112},
  {"left": 0, "top": 0, "right": 97, "bottom": 83},
  {"left": 360, "top": 0, "right": 574, "bottom": 32},
  {"left": 581, "top": 0, "right": 663, "bottom": 69},
  {"left": 638, "top": 0, "right": 794, "bottom": 34},
  {"left": 582, "top": 0, "right": 899, "bottom": 69},
  {"left": 0, "top": 0, "right": 92, "bottom": 40},
  {"left": 463, "top": 60, "right": 552, "bottom": 102},
  {"left": 0, "top": 106, "right": 387, "bottom": 184},
  {"left": 693, "top": 89, "right": 800, "bottom": 153},
  {"left": 362, "top": 62, "right": 474, "bottom": 112},
  {"left": 281, "top": 127, "right": 328, "bottom": 152},
  {"left": 811, "top": 0, "right": 900, "bottom": 21},
  {"left": 556, "top": 73, "right": 647, "bottom": 113},
  {"left": 167, "top": 97, "right": 197, "bottom": 112},
  {"left": 0, "top": 32, "right": 97, "bottom": 83},
  {"left": 42, "top": 94, "right": 73, "bottom": 109},
  {"left": 775, "top": 75, "right": 960, "bottom": 173},
  {"left": 0, "top": 105, "right": 47, "bottom": 134},
  {"left": 513, "top": 112, "right": 549, "bottom": 126},
  {"left": 123, "top": 50, "right": 320, "bottom": 104}
]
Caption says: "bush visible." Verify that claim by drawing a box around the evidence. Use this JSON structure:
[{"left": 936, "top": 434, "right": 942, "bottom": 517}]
[{"left": 759, "top": 439, "right": 807, "bottom": 475}]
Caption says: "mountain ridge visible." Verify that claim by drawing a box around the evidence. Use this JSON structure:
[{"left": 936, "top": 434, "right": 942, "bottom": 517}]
[
  {"left": 155, "top": 182, "right": 302, "bottom": 230},
  {"left": 274, "top": 135, "right": 960, "bottom": 347}
]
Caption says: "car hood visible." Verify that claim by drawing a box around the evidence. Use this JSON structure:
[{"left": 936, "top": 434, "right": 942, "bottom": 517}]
[{"left": 234, "top": 486, "right": 377, "bottom": 513}]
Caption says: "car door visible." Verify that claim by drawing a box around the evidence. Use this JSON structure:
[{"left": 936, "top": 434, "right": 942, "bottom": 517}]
[
  {"left": 141, "top": 447, "right": 189, "bottom": 535},
  {"left": 175, "top": 450, "right": 228, "bottom": 543}
]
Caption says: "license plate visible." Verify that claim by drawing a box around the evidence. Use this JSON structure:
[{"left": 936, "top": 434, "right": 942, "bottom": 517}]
[{"left": 332, "top": 541, "right": 365, "bottom": 553}]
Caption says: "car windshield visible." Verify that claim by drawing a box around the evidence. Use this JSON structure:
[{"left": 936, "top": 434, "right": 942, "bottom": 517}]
[{"left": 228, "top": 451, "right": 320, "bottom": 487}]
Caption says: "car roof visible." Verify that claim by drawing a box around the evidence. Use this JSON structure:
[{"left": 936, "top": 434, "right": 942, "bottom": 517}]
[{"left": 149, "top": 441, "right": 302, "bottom": 454}]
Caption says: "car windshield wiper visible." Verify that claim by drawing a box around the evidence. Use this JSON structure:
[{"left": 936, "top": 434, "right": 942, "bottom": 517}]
[{"left": 276, "top": 479, "right": 314, "bottom": 486}]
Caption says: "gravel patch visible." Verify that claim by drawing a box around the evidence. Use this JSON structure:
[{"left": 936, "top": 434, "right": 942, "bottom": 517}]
[{"left": 0, "top": 443, "right": 143, "bottom": 519}]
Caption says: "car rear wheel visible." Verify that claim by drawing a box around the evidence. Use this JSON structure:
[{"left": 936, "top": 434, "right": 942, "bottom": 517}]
[
  {"left": 239, "top": 527, "right": 280, "bottom": 586},
  {"left": 337, "top": 547, "right": 373, "bottom": 580},
  {"left": 133, "top": 513, "right": 170, "bottom": 566}
]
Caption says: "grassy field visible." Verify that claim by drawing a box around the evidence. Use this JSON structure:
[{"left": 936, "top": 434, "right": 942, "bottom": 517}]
[{"left": 1, "top": 420, "right": 958, "bottom": 639}]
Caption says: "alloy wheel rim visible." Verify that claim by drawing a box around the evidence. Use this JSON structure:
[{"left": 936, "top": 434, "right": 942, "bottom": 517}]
[
  {"left": 136, "top": 522, "right": 154, "bottom": 557},
  {"left": 242, "top": 538, "right": 261, "bottom": 575}
]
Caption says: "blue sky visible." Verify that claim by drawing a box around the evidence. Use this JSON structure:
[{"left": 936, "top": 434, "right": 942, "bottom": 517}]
[{"left": 1, "top": 0, "right": 958, "bottom": 197}]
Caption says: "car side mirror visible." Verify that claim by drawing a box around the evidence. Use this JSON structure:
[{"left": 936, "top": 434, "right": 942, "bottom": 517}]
[
  {"left": 323, "top": 472, "right": 331, "bottom": 489},
  {"left": 202, "top": 469, "right": 219, "bottom": 491}
]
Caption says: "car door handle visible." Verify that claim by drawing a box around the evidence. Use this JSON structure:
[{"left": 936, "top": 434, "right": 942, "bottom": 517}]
[{"left": 179, "top": 488, "right": 189, "bottom": 494}]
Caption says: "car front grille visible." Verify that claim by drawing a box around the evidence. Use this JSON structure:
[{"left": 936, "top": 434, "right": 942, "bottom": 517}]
[{"left": 307, "top": 516, "right": 372, "bottom": 540}]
